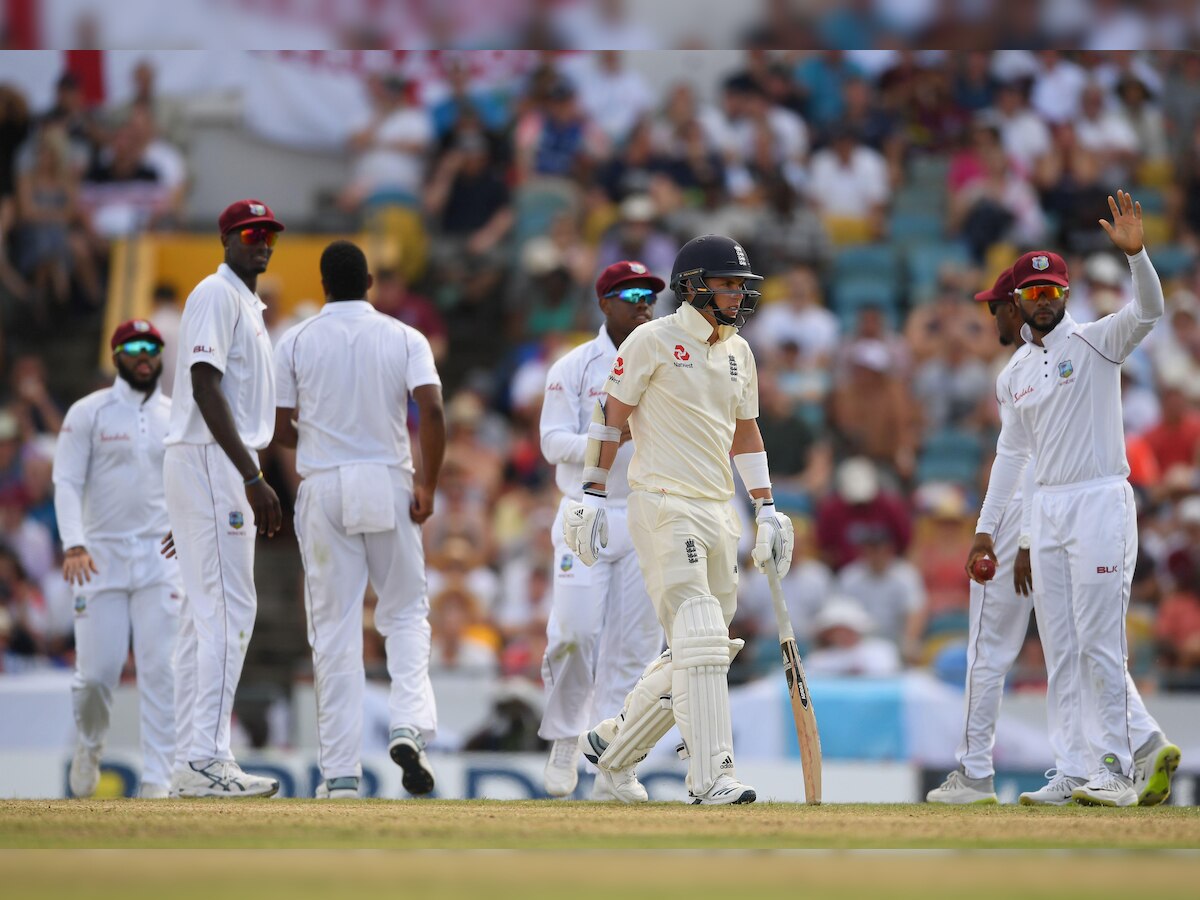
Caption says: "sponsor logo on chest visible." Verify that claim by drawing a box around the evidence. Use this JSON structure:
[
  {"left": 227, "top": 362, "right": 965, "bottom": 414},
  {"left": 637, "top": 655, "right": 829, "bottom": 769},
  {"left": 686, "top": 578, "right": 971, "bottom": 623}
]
[{"left": 673, "top": 344, "right": 693, "bottom": 368}]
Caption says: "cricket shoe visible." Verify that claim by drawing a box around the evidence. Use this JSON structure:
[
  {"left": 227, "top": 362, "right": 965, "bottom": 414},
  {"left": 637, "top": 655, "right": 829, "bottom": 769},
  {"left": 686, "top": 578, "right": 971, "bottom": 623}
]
[
  {"left": 591, "top": 764, "right": 649, "bottom": 803},
  {"left": 689, "top": 774, "right": 756, "bottom": 806},
  {"left": 138, "top": 783, "right": 170, "bottom": 799},
  {"left": 69, "top": 743, "right": 101, "bottom": 798},
  {"left": 389, "top": 726, "right": 435, "bottom": 796},
  {"left": 173, "top": 760, "right": 280, "bottom": 798},
  {"left": 1019, "top": 769, "right": 1088, "bottom": 806},
  {"left": 315, "top": 776, "right": 360, "bottom": 799},
  {"left": 543, "top": 737, "right": 580, "bottom": 797},
  {"left": 1133, "top": 732, "right": 1182, "bottom": 807},
  {"left": 926, "top": 769, "right": 998, "bottom": 805},
  {"left": 1073, "top": 760, "right": 1137, "bottom": 808}
]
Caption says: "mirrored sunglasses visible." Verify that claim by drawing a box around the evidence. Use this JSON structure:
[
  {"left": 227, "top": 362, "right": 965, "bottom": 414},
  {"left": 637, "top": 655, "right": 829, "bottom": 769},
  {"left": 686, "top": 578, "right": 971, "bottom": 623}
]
[
  {"left": 605, "top": 287, "right": 657, "bottom": 304},
  {"left": 238, "top": 226, "right": 279, "bottom": 247},
  {"left": 1015, "top": 284, "right": 1065, "bottom": 302},
  {"left": 117, "top": 340, "right": 162, "bottom": 356}
]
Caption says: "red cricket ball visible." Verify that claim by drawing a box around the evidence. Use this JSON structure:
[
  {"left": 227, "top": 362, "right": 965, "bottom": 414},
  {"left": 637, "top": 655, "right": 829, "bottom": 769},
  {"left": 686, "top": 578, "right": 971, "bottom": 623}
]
[{"left": 972, "top": 557, "right": 996, "bottom": 582}]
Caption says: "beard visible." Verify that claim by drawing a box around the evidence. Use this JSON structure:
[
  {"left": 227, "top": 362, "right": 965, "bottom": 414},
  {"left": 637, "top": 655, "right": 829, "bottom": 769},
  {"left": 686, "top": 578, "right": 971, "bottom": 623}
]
[
  {"left": 999, "top": 334, "right": 1014, "bottom": 347},
  {"left": 1020, "top": 305, "right": 1066, "bottom": 333},
  {"left": 116, "top": 356, "right": 162, "bottom": 393}
]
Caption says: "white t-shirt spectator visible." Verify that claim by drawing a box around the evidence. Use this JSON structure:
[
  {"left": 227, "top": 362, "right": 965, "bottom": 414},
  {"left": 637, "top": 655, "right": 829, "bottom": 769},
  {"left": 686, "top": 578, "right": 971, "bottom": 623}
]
[
  {"left": 1030, "top": 59, "right": 1088, "bottom": 124},
  {"left": 352, "top": 106, "right": 433, "bottom": 201},
  {"left": 807, "top": 145, "right": 890, "bottom": 219},
  {"left": 563, "top": 55, "right": 654, "bottom": 144},
  {"left": 747, "top": 302, "right": 840, "bottom": 362},
  {"left": 835, "top": 557, "right": 926, "bottom": 648},
  {"left": 996, "top": 109, "right": 1053, "bottom": 177}
]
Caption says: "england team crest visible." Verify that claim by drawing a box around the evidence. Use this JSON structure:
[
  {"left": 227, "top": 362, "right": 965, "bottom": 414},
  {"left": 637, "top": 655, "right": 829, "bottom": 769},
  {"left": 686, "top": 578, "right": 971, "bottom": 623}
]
[
  {"left": 229, "top": 511, "right": 244, "bottom": 530},
  {"left": 1058, "top": 360, "right": 1074, "bottom": 379}
]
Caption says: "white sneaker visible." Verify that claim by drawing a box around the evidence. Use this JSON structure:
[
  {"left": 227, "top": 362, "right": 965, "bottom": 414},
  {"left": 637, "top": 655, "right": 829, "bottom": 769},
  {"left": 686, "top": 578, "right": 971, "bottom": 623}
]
[
  {"left": 592, "top": 763, "right": 649, "bottom": 803},
  {"left": 689, "top": 774, "right": 756, "bottom": 806},
  {"left": 1073, "top": 762, "right": 1137, "bottom": 808},
  {"left": 173, "top": 760, "right": 280, "bottom": 798},
  {"left": 1019, "top": 769, "right": 1088, "bottom": 806},
  {"left": 69, "top": 743, "right": 100, "bottom": 798},
  {"left": 926, "top": 770, "right": 998, "bottom": 805},
  {"left": 138, "top": 783, "right": 170, "bottom": 799},
  {"left": 315, "top": 776, "right": 360, "bottom": 799},
  {"left": 543, "top": 738, "right": 580, "bottom": 797},
  {"left": 1133, "top": 733, "right": 1182, "bottom": 807},
  {"left": 388, "top": 726, "right": 435, "bottom": 796}
]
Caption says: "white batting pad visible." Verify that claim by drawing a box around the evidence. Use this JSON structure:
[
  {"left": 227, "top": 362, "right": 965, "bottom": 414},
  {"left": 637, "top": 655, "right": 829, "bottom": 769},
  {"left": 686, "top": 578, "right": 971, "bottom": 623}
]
[
  {"left": 597, "top": 650, "right": 675, "bottom": 771},
  {"left": 672, "top": 594, "right": 735, "bottom": 796}
]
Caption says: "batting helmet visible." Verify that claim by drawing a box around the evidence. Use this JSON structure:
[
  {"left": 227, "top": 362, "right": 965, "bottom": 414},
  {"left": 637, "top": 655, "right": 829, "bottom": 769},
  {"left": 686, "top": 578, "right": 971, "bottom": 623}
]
[{"left": 669, "top": 234, "right": 763, "bottom": 327}]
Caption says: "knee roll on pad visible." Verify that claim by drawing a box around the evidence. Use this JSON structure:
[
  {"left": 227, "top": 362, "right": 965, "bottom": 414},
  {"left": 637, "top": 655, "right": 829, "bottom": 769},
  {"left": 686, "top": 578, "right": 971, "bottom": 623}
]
[
  {"left": 597, "top": 650, "right": 676, "bottom": 771},
  {"left": 671, "top": 595, "right": 736, "bottom": 795}
]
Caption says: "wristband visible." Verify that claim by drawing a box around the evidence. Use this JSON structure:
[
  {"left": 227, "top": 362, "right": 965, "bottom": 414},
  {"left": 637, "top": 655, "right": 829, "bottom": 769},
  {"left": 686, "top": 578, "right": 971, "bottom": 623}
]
[
  {"left": 244, "top": 470, "right": 264, "bottom": 487},
  {"left": 582, "top": 466, "right": 609, "bottom": 488},
  {"left": 1017, "top": 534, "right": 1032, "bottom": 550},
  {"left": 588, "top": 421, "right": 622, "bottom": 443},
  {"left": 582, "top": 490, "right": 607, "bottom": 507},
  {"left": 734, "top": 451, "right": 771, "bottom": 493}
]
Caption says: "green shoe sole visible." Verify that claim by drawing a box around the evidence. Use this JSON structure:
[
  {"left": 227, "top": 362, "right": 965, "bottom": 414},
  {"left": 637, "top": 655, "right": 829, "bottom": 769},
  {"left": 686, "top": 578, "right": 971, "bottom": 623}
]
[{"left": 1138, "top": 744, "right": 1182, "bottom": 807}]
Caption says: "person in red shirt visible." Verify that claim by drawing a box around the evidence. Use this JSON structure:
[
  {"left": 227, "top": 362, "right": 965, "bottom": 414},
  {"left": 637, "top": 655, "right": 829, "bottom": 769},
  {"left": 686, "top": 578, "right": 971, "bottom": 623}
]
[{"left": 1143, "top": 384, "right": 1200, "bottom": 473}]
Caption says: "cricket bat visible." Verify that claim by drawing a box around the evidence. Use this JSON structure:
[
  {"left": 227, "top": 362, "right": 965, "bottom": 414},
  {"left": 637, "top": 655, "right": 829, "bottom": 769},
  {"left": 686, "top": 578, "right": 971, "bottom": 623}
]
[{"left": 767, "top": 561, "right": 822, "bottom": 805}]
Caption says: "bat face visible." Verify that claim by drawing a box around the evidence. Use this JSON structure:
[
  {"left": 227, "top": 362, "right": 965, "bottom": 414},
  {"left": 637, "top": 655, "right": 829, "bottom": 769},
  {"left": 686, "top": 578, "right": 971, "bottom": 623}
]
[{"left": 782, "top": 640, "right": 810, "bottom": 709}]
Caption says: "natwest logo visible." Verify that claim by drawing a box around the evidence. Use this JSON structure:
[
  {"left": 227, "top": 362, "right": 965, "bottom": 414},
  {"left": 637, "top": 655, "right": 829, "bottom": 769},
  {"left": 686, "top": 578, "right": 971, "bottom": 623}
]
[
  {"left": 612, "top": 357, "right": 624, "bottom": 376},
  {"left": 674, "top": 345, "right": 690, "bottom": 361}
]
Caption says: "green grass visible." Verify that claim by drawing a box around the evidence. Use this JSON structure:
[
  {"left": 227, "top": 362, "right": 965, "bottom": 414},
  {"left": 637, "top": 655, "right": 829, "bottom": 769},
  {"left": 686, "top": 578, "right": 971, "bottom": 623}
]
[{"left": 2, "top": 800, "right": 1199, "bottom": 850}]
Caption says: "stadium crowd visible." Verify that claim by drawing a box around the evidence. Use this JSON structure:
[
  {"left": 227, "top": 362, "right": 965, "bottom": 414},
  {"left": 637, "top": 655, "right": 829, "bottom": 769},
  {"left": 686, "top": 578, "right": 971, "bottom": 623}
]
[{"left": 2, "top": 50, "right": 1200, "bottom": 746}]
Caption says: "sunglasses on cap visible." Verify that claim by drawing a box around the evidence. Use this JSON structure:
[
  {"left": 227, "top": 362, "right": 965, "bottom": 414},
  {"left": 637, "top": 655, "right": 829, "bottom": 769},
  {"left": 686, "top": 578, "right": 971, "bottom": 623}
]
[
  {"left": 117, "top": 340, "right": 162, "bottom": 356},
  {"left": 236, "top": 226, "right": 279, "bottom": 247},
  {"left": 604, "top": 287, "right": 657, "bottom": 304},
  {"left": 1015, "top": 284, "right": 1066, "bottom": 302}
]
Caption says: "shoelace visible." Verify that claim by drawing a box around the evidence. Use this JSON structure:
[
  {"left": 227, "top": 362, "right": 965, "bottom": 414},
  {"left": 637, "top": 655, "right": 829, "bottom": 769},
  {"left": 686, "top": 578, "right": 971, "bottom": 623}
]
[
  {"left": 551, "top": 740, "right": 577, "bottom": 767},
  {"left": 1088, "top": 769, "right": 1124, "bottom": 792},
  {"left": 1041, "top": 768, "right": 1072, "bottom": 791},
  {"left": 941, "top": 771, "right": 965, "bottom": 789}
]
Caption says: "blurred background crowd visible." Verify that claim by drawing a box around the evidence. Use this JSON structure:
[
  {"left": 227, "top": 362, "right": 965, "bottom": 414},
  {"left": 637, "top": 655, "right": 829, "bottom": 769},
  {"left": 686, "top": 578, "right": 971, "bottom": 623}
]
[{"left": 2, "top": 46, "right": 1200, "bottom": 752}]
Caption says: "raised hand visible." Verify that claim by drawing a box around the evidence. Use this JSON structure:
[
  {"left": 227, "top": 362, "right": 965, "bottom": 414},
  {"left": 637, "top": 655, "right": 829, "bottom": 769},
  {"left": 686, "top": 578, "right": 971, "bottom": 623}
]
[{"left": 1099, "top": 189, "right": 1144, "bottom": 256}]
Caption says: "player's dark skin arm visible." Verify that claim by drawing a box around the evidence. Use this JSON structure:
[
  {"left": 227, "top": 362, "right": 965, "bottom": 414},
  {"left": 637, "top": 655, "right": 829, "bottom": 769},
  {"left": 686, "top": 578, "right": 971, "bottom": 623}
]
[
  {"left": 273, "top": 407, "right": 299, "bottom": 450},
  {"left": 192, "top": 361, "right": 281, "bottom": 536},
  {"left": 411, "top": 384, "right": 445, "bottom": 524}
]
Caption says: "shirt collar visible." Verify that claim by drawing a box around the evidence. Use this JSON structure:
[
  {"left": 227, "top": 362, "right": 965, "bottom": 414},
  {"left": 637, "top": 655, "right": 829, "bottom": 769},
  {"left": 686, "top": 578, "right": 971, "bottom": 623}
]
[
  {"left": 597, "top": 324, "right": 617, "bottom": 354},
  {"left": 111, "top": 375, "right": 160, "bottom": 407},
  {"left": 217, "top": 263, "right": 268, "bottom": 312},
  {"left": 1019, "top": 309, "right": 1079, "bottom": 349},
  {"left": 320, "top": 300, "right": 373, "bottom": 315},
  {"left": 677, "top": 301, "right": 737, "bottom": 344}
]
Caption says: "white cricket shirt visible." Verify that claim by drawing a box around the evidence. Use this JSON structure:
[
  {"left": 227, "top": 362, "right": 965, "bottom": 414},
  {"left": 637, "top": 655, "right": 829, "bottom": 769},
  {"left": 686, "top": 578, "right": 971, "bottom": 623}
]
[
  {"left": 53, "top": 377, "right": 172, "bottom": 548},
  {"left": 605, "top": 302, "right": 759, "bottom": 502},
  {"left": 274, "top": 300, "right": 441, "bottom": 482},
  {"left": 540, "top": 325, "right": 634, "bottom": 505},
  {"left": 977, "top": 249, "right": 1163, "bottom": 533},
  {"left": 165, "top": 263, "right": 276, "bottom": 449}
]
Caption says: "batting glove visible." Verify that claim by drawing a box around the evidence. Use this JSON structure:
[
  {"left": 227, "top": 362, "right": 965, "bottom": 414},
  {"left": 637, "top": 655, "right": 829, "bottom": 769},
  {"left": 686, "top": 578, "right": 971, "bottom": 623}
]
[
  {"left": 752, "top": 499, "right": 794, "bottom": 578},
  {"left": 563, "top": 492, "right": 608, "bottom": 567}
]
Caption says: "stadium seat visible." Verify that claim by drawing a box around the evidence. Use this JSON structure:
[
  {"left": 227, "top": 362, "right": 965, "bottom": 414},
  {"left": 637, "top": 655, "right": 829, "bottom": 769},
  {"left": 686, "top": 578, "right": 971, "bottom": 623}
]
[
  {"left": 513, "top": 177, "right": 580, "bottom": 247},
  {"left": 1150, "top": 244, "right": 1196, "bottom": 280},
  {"left": 916, "top": 428, "right": 983, "bottom": 489},
  {"left": 832, "top": 276, "right": 901, "bottom": 317},
  {"left": 833, "top": 243, "right": 900, "bottom": 282},
  {"left": 907, "top": 154, "right": 952, "bottom": 188},
  {"left": 892, "top": 184, "right": 946, "bottom": 215},
  {"left": 905, "top": 240, "right": 972, "bottom": 304},
  {"left": 888, "top": 209, "right": 946, "bottom": 244}
]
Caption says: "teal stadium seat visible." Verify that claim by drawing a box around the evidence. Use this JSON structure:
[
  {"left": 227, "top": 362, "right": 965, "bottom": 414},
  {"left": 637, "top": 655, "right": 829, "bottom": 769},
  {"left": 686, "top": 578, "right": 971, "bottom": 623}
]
[
  {"left": 888, "top": 209, "right": 946, "bottom": 244},
  {"left": 905, "top": 240, "right": 972, "bottom": 303},
  {"left": 833, "top": 243, "right": 901, "bottom": 282},
  {"left": 916, "top": 428, "right": 983, "bottom": 489}
]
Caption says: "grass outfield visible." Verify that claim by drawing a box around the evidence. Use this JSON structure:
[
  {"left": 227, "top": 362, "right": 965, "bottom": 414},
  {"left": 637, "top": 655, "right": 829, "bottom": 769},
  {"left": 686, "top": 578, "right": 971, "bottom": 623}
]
[{"left": 1, "top": 799, "right": 1199, "bottom": 850}]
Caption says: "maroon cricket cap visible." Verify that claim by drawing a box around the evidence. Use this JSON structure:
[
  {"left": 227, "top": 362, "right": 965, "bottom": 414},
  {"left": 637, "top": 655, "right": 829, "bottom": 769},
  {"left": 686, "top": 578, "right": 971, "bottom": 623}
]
[
  {"left": 218, "top": 198, "right": 285, "bottom": 236},
  {"left": 1012, "top": 250, "right": 1069, "bottom": 288},
  {"left": 595, "top": 260, "right": 666, "bottom": 300},
  {"left": 974, "top": 266, "right": 1016, "bottom": 303},
  {"left": 111, "top": 318, "right": 163, "bottom": 350}
]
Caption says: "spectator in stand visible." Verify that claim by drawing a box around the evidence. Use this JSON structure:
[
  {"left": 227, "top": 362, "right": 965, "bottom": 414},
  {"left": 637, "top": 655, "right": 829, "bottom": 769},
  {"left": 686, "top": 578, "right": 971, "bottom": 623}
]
[
  {"left": 1143, "top": 384, "right": 1200, "bottom": 475},
  {"left": 430, "top": 57, "right": 510, "bottom": 144},
  {"left": 746, "top": 263, "right": 838, "bottom": 362},
  {"left": 0, "top": 543, "right": 49, "bottom": 665},
  {"left": 371, "top": 268, "right": 448, "bottom": 365},
  {"left": 747, "top": 177, "right": 833, "bottom": 276},
  {"left": 1151, "top": 296, "right": 1200, "bottom": 402},
  {"left": 815, "top": 457, "right": 912, "bottom": 572},
  {"left": 912, "top": 329, "right": 993, "bottom": 436},
  {"left": 990, "top": 80, "right": 1053, "bottom": 178},
  {"left": 596, "top": 118, "right": 672, "bottom": 203},
  {"left": 8, "top": 354, "right": 63, "bottom": 437},
  {"left": 14, "top": 125, "right": 81, "bottom": 309},
  {"left": 515, "top": 78, "right": 599, "bottom": 184},
  {"left": 737, "top": 515, "right": 833, "bottom": 647},
  {"left": 429, "top": 585, "right": 500, "bottom": 674},
  {"left": 803, "top": 596, "right": 902, "bottom": 678},
  {"left": 125, "top": 103, "right": 187, "bottom": 226},
  {"left": 565, "top": 50, "right": 653, "bottom": 146},
  {"left": 0, "top": 482, "right": 53, "bottom": 584},
  {"left": 426, "top": 534, "right": 501, "bottom": 617},
  {"left": 1035, "top": 123, "right": 1111, "bottom": 252},
  {"left": 807, "top": 122, "right": 891, "bottom": 244},
  {"left": 594, "top": 194, "right": 677, "bottom": 285},
  {"left": 551, "top": 0, "right": 660, "bottom": 50},
  {"left": 512, "top": 237, "right": 589, "bottom": 340},
  {"left": 0, "top": 84, "right": 30, "bottom": 301},
  {"left": 754, "top": 373, "right": 829, "bottom": 512},
  {"left": 340, "top": 72, "right": 433, "bottom": 213},
  {"left": 793, "top": 51, "right": 865, "bottom": 128},
  {"left": 834, "top": 303, "right": 911, "bottom": 379},
  {"left": 1072, "top": 81, "right": 1140, "bottom": 185},
  {"left": 1114, "top": 74, "right": 1169, "bottom": 180},
  {"left": 831, "top": 338, "right": 919, "bottom": 483},
  {"left": 1029, "top": 50, "right": 1088, "bottom": 126},
  {"left": 905, "top": 271, "right": 997, "bottom": 364},
  {"left": 952, "top": 51, "right": 998, "bottom": 116},
  {"left": 25, "top": 72, "right": 99, "bottom": 175},
  {"left": 835, "top": 523, "right": 926, "bottom": 662},
  {"left": 907, "top": 482, "right": 975, "bottom": 632},
  {"left": 830, "top": 74, "right": 901, "bottom": 173}
]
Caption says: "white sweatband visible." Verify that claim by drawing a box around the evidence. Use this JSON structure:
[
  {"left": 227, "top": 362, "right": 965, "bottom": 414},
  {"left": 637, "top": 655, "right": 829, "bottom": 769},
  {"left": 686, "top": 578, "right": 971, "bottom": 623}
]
[
  {"left": 588, "top": 421, "right": 621, "bottom": 443},
  {"left": 733, "top": 451, "right": 771, "bottom": 493},
  {"left": 582, "top": 466, "right": 609, "bottom": 487}
]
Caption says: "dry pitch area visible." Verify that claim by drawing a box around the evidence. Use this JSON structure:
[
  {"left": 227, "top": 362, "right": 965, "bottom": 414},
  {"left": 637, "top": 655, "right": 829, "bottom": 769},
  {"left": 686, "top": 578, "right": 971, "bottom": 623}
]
[{"left": 3, "top": 801, "right": 1198, "bottom": 900}]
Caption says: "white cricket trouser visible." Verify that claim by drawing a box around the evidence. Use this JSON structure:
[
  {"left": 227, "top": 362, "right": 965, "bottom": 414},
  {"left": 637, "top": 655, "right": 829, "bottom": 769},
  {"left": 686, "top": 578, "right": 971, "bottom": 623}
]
[
  {"left": 1033, "top": 476, "right": 1161, "bottom": 776},
  {"left": 163, "top": 443, "right": 258, "bottom": 765},
  {"left": 71, "top": 537, "right": 181, "bottom": 788},
  {"left": 957, "top": 501, "right": 1088, "bottom": 779},
  {"left": 295, "top": 468, "right": 436, "bottom": 782},
  {"left": 539, "top": 500, "right": 663, "bottom": 741}
]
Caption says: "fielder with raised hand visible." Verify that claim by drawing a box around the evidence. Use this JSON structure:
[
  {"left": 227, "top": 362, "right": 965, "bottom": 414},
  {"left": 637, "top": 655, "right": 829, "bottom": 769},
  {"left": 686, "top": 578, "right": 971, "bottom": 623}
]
[
  {"left": 967, "top": 191, "right": 1181, "bottom": 807},
  {"left": 274, "top": 241, "right": 445, "bottom": 800},
  {"left": 565, "top": 235, "right": 793, "bottom": 805},
  {"left": 53, "top": 319, "right": 181, "bottom": 799},
  {"left": 162, "top": 199, "right": 284, "bottom": 798},
  {"left": 538, "top": 260, "right": 666, "bottom": 799}
]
